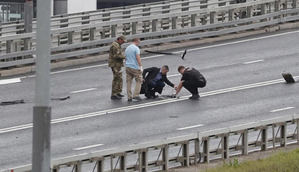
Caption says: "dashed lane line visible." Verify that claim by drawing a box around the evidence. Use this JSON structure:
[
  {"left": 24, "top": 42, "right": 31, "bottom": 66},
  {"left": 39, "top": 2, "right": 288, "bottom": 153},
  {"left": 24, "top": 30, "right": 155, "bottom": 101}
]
[{"left": 0, "top": 76, "right": 298, "bottom": 134}]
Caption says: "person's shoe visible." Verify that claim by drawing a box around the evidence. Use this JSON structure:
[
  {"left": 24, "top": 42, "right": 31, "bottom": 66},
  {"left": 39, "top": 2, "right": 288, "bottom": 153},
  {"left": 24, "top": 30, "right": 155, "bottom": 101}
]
[
  {"left": 128, "top": 98, "right": 133, "bottom": 102},
  {"left": 117, "top": 93, "right": 125, "bottom": 97},
  {"left": 151, "top": 94, "right": 158, "bottom": 99},
  {"left": 133, "top": 96, "right": 142, "bottom": 101},
  {"left": 189, "top": 94, "right": 200, "bottom": 100},
  {"left": 111, "top": 95, "right": 121, "bottom": 100}
]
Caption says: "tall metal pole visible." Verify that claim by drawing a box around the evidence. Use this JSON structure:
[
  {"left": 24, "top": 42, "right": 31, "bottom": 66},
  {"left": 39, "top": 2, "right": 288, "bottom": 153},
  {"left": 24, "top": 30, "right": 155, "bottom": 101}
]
[{"left": 32, "top": 0, "right": 51, "bottom": 171}]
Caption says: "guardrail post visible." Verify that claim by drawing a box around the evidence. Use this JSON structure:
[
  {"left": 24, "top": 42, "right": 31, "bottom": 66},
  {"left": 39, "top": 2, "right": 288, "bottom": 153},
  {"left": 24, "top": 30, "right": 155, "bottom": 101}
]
[
  {"left": 261, "top": 4, "right": 266, "bottom": 15},
  {"left": 292, "top": 0, "right": 297, "bottom": 8},
  {"left": 152, "top": 19, "right": 158, "bottom": 32},
  {"left": 6, "top": 40, "right": 13, "bottom": 53},
  {"left": 90, "top": 28, "right": 96, "bottom": 41},
  {"left": 172, "top": 17, "right": 177, "bottom": 29},
  {"left": 139, "top": 149, "right": 148, "bottom": 172},
  {"left": 210, "top": 12, "right": 216, "bottom": 24},
  {"left": 162, "top": 145, "right": 169, "bottom": 171},
  {"left": 111, "top": 25, "right": 117, "bottom": 38},
  {"left": 52, "top": 168, "right": 59, "bottom": 172},
  {"left": 247, "top": 6, "right": 253, "bottom": 18},
  {"left": 182, "top": 141, "right": 190, "bottom": 167},
  {"left": 280, "top": 123, "right": 287, "bottom": 147},
  {"left": 191, "top": 14, "right": 197, "bottom": 27},
  {"left": 120, "top": 154, "right": 127, "bottom": 172},
  {"left": 195, "top": 138, "right": 200, "bottom": 164},
  {"left": 75, "top": 162, "right": 82, "bottom": 172},
  {"left": 272, "top": 125, "right": 277, "bottom": 149},
  {"left": 68, "top": 31, "right": 74, "bottom": 44},
  {"left": 97, "top": 159, "right": 104, "bottom": 172},
  {"left": 275, "top": 0, "right": 281, "bottom": 12},
  {"left": 203, "top": 137, "right": 210, "bottom": 163},
  {"left": 132, "top": 22, "right": 137, "bottom": 35},
  {"left": 261, "top": 127, "right": 268, "bottom": 151},
  {"left": 228, "top": 9, "right": 234, "bottom": 21},
  {"left": 221, "top": 134, "right": 229, "bottom": 159},
  {"left": 242, "top": 130, "right": 248, "bottom": 155},
  {"left": 24, "top": 38, "right": 32, "bottom": 52}
]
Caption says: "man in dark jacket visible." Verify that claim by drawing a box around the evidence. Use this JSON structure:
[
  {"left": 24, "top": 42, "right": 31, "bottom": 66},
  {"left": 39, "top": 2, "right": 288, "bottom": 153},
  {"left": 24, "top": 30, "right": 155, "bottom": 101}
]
[
  {"left": 141, "top": 65, "right": 175, "bottom": 98},
  {"left": 175, "top": 66, "right": 206, "bottom": 100}
]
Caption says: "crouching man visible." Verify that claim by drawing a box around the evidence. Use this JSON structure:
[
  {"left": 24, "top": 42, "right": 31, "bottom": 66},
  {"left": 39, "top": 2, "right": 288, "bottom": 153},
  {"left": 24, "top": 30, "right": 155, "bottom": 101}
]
[
  {"left": 141, "top": 65, "right": 175, "bottom": 98},
  {"left": 175, "top": 66, "right": 206, "bottom": 100}
]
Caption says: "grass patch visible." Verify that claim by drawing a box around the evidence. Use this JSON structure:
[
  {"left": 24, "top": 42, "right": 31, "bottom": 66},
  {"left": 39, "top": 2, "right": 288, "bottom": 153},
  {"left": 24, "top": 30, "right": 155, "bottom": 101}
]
[{"left": 206, "top": 148, "right": 299, "bottom": 172}]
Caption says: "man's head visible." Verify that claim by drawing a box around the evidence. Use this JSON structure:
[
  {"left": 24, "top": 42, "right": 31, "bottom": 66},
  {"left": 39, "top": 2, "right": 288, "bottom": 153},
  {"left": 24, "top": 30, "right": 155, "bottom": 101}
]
[
  {"left": 117, "top": 36, "right": 126, "bottom": 45},
  {"left": 178, "top": 66, "right": 185, "bottom": 74},
  {"left": 132, "top": 38, "right": 140, "bottom": 46},
  {"left": 161, "top": 65, "right": 169, "bottom": 75}
]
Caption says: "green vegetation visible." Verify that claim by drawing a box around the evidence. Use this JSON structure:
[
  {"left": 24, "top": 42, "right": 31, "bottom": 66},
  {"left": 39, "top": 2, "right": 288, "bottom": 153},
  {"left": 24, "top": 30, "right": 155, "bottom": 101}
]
[{"left": 206, "top": 148, "right": 299, "bottom": 172}]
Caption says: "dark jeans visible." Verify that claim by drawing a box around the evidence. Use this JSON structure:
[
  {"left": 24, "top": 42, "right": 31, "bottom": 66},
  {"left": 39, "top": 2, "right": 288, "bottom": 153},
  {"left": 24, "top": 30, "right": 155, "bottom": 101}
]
[
  {"left": 183, "top": 80, "right": 206, "bottom": 95},
  {"left": 145, "top": 80, "right": 165, "bottom": 98}
]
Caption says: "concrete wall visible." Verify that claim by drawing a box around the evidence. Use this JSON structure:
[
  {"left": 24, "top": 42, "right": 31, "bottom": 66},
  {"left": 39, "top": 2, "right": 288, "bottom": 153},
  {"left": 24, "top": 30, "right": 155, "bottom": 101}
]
[{"left": 68, "top": 0, "right": 97, "bottom": 14}]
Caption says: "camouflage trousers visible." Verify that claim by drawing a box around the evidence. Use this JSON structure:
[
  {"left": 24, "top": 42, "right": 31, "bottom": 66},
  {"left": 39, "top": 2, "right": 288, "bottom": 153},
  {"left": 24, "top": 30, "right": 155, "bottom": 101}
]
[{"left": 111, "top": 66, "right": 123, "bottom": 96}]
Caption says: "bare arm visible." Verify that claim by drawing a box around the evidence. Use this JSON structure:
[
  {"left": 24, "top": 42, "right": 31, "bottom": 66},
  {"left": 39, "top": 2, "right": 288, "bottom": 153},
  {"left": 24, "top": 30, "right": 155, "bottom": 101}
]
[
  {"left": 136, "top": 54, "right": 142, "bottom": 67},
  {"left": 175, "top": 81, "right": 184, "bottom": 95}
]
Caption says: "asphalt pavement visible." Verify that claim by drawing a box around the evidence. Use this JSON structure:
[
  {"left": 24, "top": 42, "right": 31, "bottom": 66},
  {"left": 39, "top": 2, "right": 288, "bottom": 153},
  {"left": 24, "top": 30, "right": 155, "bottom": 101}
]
[{"left": 0, "top": 29, "right": 298, "bottom": 170}]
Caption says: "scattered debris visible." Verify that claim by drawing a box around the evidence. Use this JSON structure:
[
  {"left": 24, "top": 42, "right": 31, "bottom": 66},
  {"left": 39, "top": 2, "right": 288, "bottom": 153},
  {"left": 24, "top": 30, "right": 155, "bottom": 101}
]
[{"left": 0, "top": 99, "right": 25, "bottom": 106}]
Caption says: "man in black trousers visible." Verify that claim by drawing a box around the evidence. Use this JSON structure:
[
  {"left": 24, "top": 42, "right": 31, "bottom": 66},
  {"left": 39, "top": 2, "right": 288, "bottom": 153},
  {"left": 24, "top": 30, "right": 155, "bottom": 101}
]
[
  {"left": 141, "top": 65, "right": 175, "bottom": 98},
  {"left": 175, "top": 66, "right": 206, "bottom": 100}
]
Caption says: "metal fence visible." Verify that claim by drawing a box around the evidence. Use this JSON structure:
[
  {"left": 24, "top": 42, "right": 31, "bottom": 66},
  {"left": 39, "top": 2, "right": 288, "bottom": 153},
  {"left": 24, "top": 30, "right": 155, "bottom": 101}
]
[
  {"left": 0, "top": 0, "right": 299, "bottom": 69},
  {"left": 2, "top": 114, "right": 299, "bottom": 172}
]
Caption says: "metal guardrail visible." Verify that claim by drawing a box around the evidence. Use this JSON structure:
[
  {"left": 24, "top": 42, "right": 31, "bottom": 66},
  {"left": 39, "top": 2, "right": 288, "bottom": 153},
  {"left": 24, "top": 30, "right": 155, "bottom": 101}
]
[
  {"left": 0, "top": 0, "right": 298, "bottom": 69},
  {"left": 0, "top": 0, "right": 236, "bottom": 34},
  {"left": 2, "top": 114, "right": 299, "bottom": 172}
]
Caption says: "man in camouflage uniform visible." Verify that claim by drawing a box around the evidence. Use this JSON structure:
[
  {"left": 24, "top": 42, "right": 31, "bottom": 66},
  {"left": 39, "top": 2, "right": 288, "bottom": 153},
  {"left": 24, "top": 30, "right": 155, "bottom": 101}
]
[{"left": 109, "top": 36, "right": 126, "bottom": 100}]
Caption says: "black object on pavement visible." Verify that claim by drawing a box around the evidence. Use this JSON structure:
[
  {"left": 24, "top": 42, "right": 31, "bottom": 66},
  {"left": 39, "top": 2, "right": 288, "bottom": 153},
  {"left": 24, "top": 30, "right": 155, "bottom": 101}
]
[
  {"left": 145, "top": 49, "right": 187, "bottom": 60},
  {"left": 282, "top": 73, "right": 296, "bottom": 84}
]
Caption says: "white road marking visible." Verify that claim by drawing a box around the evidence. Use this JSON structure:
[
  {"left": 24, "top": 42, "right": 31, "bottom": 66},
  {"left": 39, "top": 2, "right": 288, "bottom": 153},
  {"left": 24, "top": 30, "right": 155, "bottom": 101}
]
[
  {"left": 177, "top": 124, "right": 204, "bottom": 131},
  {"left": 166, "top": 134, "right": 193, "bottom": 140},
  {"left": 168, "top": 74, "right": 181, "bottom": 78},
  {"left": 73, "top": 144, "right": 104, "bottom": 151},
  {"left": 70, "top": 88, "right": 97, "bottom": 94},
  {"left": 0, "top": 78, "right": 21, "bottom": 85},
  {"left": 270, "top": 107, "right": 295, "bottom": 113},
  {"left": 18, "top": 30, "right": 299, "bottom": 79},
  {"left": 243, "top": 59, "right": 264, "bottom": 65},
  {"left": 178, "top": 30, "right": 299, "bottom": 53},
  {"left": 1, "top": 76, "right": 298, "bottom": 134},
  {"left": 91, "top": 148, "right": 117, "bottom": 154}
]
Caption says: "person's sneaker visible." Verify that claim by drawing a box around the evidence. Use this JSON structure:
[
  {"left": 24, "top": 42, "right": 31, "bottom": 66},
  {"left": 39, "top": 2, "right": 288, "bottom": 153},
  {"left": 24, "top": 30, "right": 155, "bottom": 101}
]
[
  {"left": 117, "top": 93, "right": 125, "bottom": 97},
  {"left": 133, "top": 96, "right": 142, "bottom": 101},
  {"left": 128, "top": 98, "right": 132, "bottom": 102},
  {"left": 111, "top": 95, "right": 121, "bottom": 100},
  {"left": 189, "top": 94, "right": 200, "bottom": 100}
]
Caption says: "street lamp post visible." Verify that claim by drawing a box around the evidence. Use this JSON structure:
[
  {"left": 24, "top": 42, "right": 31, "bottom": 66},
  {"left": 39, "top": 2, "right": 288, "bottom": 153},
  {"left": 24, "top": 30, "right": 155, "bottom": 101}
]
[{"left": 32, "top": 0, "right": 52, "bottom": 171}]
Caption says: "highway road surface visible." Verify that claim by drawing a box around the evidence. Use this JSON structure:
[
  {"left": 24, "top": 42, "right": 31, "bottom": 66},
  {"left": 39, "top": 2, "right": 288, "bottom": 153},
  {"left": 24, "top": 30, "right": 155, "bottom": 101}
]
[{"left": 0, "top": 29, "right": 298, "bottom": 170}]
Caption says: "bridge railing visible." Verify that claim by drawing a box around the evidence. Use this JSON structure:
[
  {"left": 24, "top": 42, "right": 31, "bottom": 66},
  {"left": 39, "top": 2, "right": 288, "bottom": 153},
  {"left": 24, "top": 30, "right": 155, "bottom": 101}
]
[
  {"left": 0, "top": 0, "right": 299, "bottom": 69},
  {"left": 2, "top": 114, "right": 298, "bottom": 172},
  {"left": 0, "top": 0, "right": 237, "bottom": 35}
]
